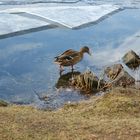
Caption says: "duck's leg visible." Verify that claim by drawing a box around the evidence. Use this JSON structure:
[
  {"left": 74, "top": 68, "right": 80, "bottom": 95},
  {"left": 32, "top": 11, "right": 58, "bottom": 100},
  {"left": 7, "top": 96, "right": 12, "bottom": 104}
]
[
  {"left": 59, "top": 65, "right": 64, "bottom": 76},
  {"left": 71, "top": 65, "right": 74, "bottom": 72},
  {"left": 60, "top": 65, "right": 64, "bottom": 72}
]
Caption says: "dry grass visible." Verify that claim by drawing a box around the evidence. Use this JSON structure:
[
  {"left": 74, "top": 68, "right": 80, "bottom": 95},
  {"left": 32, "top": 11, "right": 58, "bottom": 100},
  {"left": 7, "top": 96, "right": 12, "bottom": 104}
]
[{"left": 0, "top": 87, "right": 140, "bottom": 140}]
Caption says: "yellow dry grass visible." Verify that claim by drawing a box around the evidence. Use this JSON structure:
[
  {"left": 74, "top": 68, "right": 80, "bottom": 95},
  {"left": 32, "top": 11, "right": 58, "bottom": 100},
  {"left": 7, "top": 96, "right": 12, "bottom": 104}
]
[{"left": 0, "top": 87, "right": 140, "bottom": 140}]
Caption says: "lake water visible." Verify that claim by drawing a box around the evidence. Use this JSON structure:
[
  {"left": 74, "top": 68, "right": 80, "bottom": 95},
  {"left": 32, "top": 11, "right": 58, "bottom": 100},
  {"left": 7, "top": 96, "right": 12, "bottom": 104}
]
[{"left": 0, "top": 8, "right": 140, "bottom": 109}]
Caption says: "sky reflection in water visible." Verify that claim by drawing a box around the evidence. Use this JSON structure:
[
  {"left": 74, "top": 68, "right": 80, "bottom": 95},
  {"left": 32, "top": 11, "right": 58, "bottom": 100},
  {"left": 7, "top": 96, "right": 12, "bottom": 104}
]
[{"left": 0, "top": 9, "right": 140, "bottom": 107}]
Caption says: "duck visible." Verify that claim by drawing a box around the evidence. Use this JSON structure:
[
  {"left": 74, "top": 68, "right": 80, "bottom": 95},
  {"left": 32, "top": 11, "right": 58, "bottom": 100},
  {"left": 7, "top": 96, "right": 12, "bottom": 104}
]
[{"left": 54, "top": 46, "right": 91, "bottom": 71}]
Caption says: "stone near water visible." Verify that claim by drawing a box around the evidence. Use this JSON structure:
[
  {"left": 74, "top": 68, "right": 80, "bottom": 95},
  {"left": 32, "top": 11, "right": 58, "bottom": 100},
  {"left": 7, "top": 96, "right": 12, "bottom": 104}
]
[
  {"left": 104, "top": 64, "right": 123, "bottom": 80},
  {"left": 111, "top": 70, "right": 135, "bottom": 87},
  {"left": 104, "top": 64, "right": 135, "bottom": 88},
  {"left": 122, "top": 50, "right": 140, "bottom": 69},
  {"left": 0, "top": 99, "right": 9, "bottom": 107}
]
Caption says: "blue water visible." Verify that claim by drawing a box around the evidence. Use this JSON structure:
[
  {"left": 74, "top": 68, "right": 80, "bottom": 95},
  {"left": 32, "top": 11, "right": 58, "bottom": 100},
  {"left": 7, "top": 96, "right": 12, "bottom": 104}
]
[{"left": 0, "top": 9, "right": 140, "bottom": 108}]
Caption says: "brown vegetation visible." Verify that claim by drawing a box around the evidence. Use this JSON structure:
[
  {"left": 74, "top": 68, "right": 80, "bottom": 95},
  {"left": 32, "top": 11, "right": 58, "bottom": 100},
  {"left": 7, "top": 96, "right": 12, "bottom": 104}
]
[{"left": 0, "top": 87, "right": 140, "bottom": 140}]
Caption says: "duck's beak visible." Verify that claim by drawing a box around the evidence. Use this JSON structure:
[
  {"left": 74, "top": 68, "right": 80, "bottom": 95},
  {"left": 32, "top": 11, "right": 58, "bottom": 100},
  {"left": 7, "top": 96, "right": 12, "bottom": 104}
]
[{"left": 88, "top": 51, "right": 92, "bottom": 56}]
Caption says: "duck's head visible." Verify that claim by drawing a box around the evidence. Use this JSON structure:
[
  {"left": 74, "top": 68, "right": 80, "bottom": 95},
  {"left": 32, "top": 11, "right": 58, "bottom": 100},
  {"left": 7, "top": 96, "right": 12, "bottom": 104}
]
[{"left": 80, "top": 46, "right": 91, "bottom": 55}]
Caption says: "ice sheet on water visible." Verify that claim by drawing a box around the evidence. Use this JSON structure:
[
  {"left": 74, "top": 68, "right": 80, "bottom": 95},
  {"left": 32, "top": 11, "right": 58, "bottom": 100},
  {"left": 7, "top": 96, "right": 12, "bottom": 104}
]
[
  {"left": 1, "top": 0, "right": 140, "bottom": 8},
  {"left": 0, "top": 13, "right": 52, "bottom": 37},
  {"left": 84, "top": 0, "right": 140, "bottom": 8},
  {"left": 0, "top": 0, "right": 79, "bottom": 5},
  {"left": 4, "top": 5, "right": 120, "bottom": 29}
]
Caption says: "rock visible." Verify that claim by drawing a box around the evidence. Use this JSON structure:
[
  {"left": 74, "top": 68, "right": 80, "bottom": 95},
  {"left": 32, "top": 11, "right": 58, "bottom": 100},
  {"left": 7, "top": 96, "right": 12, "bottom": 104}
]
[
  {"left": 104, "top": 64, "right": 135, "bottom": 88},
  {"left": 104, "top": 64, "right": 123, "bottom": 80},
  {"left": 122, "top": 50, "right": 140, "bottom": 69},
  {"left": 135, "top": 82, "right": 140, "bottom": 90},
  {"left": 110, "top": 70, "right": 135, "bottom": 88},
  {"left": 0, "top": 99, "right": 9, "bottom": 107}
]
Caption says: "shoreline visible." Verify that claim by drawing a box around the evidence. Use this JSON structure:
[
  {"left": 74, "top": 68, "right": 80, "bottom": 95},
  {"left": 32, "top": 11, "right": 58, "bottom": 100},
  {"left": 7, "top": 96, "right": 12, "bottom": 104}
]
[{"left": 0, "top": 87, "right": 140, "bottom": 139}]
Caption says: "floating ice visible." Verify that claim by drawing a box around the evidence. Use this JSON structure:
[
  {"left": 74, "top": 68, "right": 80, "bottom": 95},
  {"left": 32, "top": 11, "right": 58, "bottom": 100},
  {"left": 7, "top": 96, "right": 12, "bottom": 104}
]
[
  {"left": 85, "top": 0, "right": 140, "bottom": 8},
  {"left": 1, "top": 0, "right": 140, "bottom": 8},
  {"left": 0, "top": 13, "right": 53, "bottom": 38},
  {"left": 3, "top": 5, "right": 120, "bottom": 29},
  {"left": 0, "top": 0, "right": 79, "bottom": 5}
]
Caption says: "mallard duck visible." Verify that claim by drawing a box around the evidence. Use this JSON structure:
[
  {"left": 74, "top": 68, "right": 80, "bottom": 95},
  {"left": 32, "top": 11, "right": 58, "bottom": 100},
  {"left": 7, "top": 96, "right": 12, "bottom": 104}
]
[{"left": 54, "top": 46, "right": 91, "bottom": 71}]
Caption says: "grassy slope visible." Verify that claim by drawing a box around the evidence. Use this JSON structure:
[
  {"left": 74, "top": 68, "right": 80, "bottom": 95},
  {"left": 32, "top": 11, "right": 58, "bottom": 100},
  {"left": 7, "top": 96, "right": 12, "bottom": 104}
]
[{"left": 0, "top": 87, "right": 140, "bottom": 140}]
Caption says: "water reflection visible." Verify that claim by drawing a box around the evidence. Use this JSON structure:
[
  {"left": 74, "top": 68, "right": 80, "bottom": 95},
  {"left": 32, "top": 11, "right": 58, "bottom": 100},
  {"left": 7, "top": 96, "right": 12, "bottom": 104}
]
[
  {"left": 0, "top": 9, "right": 140, "bottom": 107},
  {"left": 55, "top": 71, "right": 81, "bottom": 88}
]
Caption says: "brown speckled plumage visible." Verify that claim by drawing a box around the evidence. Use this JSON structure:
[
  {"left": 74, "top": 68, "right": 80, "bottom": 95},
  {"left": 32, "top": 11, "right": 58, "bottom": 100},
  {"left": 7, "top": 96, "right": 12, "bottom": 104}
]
[{"left": 54, "top": 46, "right": 91, "bottom": 71}]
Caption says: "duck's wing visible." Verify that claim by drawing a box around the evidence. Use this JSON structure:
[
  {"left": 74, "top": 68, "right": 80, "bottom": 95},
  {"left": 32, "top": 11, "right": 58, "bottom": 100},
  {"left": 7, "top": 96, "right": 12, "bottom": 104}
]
[
  {"left": 60, "top": 49, "right": 74, "bottom": 56},
  {"left": 54, "top": 49, "right": 77, "bottom": 59},
  {"left": 55, "top": 52, "right": 79, "bottom": 63}
]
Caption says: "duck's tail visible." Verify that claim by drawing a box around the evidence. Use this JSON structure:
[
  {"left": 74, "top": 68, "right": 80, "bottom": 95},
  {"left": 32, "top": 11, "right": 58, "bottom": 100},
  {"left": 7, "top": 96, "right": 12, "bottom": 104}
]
[
  {"left": 54, "top": 57, "right": 62, "bottom": 64},
  {"left": 54, "top": 56, "right": 59, "bottom": 61}
]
